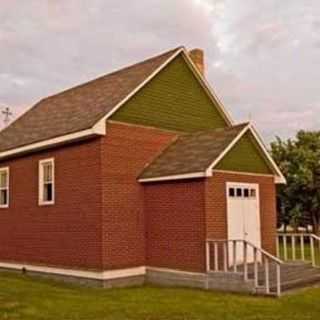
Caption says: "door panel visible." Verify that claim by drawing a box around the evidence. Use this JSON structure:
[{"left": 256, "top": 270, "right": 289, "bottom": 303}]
[{"left": 227, "top": 183, "right": 261, "bottom": 265}]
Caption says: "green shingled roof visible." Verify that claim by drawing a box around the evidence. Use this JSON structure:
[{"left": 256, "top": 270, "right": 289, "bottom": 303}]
[{"left": 139, "top": 123, "right": 249, "bottom": 180}]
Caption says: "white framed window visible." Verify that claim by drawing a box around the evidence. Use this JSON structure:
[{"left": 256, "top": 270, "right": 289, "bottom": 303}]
[
  {"left": 0, "top": 167, "right": 9, "bottom": 208},
  {"left": 39, "top": 158, "right": 55, "bottom": 206}
]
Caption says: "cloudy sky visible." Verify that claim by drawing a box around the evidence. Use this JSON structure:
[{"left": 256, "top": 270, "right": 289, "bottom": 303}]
[{"left": 0, "top": 0, "right": 319, "bottom": 142}]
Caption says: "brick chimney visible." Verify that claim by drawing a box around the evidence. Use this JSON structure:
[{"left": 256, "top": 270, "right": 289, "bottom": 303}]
[{"left": 188, "top": 48, "right": 205, "bottom": 76}]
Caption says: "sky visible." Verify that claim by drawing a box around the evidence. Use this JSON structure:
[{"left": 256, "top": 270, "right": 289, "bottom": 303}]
[{"left": 0, "top": 0, "right": 320, "bottom": 142}]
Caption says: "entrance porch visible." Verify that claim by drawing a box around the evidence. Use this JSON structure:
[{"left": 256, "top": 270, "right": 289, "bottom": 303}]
[{"left": 206, "top": 233, "right": 320, "bottom": 296}]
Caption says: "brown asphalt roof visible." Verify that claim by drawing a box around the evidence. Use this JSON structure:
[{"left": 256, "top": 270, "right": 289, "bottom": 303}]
[
  {"left": 139, "top": 123, "right": 249, "bottom": 180},
  {"left": 0, "top": 47, "right": 183, "bottom": 153}
]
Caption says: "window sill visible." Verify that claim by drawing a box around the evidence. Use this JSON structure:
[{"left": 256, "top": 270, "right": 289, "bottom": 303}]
[{"left": 38, "top": 202, "right": 55, "bottom": 207}]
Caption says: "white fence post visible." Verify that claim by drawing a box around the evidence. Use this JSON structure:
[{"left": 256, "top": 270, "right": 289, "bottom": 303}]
[
  {"left": 254, "top": 247, "right": 258, "bottom": 287},
  {"left": 283, "top": 235, "right": 288, "bottom": 261},
  {"left": 300, "top": 235, "right": 305, "bottom": 261},
  {"left": 214, "top": 242, "right": 218, "bottom": 271},
  {"left": 223, "top": 242, "right": 228, "bottom": 272},
  {"left": 233, "top": 240, "right": 237, "bottom": 272},
  {"left": 265, "top": 257, "right": 270, "bottom": 294},
  {"left": 292, "top": 235, "right": 296, "bottom": 260},
  {"left": 244, "top": 241, "right": 248, "bottom": 281},
  {"left": 276, "top": 264, "right": 281, "bottom": 297},
  {"left": 276, "top": 236, "right": 280, "bottom": 258},
  {"left": 206, "top": 241, "right": 210, "bottom": 272},
  {"left": 310, "top": 236, "right": 315, "bottom": 267}
]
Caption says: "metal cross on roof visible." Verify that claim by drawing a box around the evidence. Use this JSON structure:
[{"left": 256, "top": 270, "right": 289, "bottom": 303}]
[{"left": 2, "top": 106, "right": 13, "bottom": 126}]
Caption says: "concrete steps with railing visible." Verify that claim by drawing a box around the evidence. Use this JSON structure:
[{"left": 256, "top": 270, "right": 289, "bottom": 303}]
[
  {"left": 206, "top": 234, "right": 320, "bottom": 297},
  {"left": 246, "top": 261, "right": 320, "bottom": 294}
]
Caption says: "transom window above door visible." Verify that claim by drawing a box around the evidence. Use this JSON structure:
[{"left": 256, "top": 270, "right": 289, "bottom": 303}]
[{"left": 228, "top": 186, "right": 256, "bottom": 199}]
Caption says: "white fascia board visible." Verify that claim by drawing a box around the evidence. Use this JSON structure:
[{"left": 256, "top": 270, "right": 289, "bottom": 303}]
[
  {"left": 213, "top": 169, "right": 274, "bottom": 178},
  {"left": 0, "top": 127, "right": 105, "bottom": 160},
  {"left": 180, "top": 48, "right": 234, "bottom": 126},
  {"left": 138, "top": 172, "right": 206, "bottom": 183},
  {"left": 248, "top": 124, "right": 286, "bottom": 184},
  {"left": 205, "top": 124, "right": 250, "bottom": 177}
]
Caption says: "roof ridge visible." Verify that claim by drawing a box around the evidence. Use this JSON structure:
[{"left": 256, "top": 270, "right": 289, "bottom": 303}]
[
  {"left": 40, "top": 46, "right": 184, "bottom": 102},
  {"left": 2, "top": 47, "right": 184, "bottom": 133}
]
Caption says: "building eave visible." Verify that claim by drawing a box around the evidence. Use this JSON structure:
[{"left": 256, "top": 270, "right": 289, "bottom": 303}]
[
  {"left": 0, "top": 122, "right": 106, "bottom": 160},
  {"left": 138, "top": 172, "right": 206, "bottom": 183}
]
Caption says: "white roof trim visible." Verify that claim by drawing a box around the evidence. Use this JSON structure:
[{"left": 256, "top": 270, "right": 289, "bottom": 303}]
[
  {"left": 180, "top": 48, "right": 234, "bottom": 126},
  {"left": 248, "top": 124, "right": 286, "bottom": 184},
  {"left": 213, "top": 169, "right": 275, "bottom": 178},
  {"left": 139, "top": 172, "right": 206, "bottom": 183},
  {"left": 205, "top": 124, "right": 250, "bottom": 176},
  {"left": 0, "top": 125, "right": 105, "bottom": 160}
]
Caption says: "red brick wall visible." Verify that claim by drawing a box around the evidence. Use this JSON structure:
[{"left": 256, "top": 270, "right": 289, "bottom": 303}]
[
  {"left": 0, "top": 139, "right": 104, "bottom": 270},
  {"left": 144, "top": 180, "right": 206, "bottom": 272},
  {"left": 0, "top": 121, "right": 277, "bottom": 274},
  {"left": 205, "top": 171, "right": 277, "bottom": 255},
  {"left": 100, "top": 121, "right": 176, "bottom": 269},
  {"left": 0, "top": 121, "right": 176, "bottom": 272}
]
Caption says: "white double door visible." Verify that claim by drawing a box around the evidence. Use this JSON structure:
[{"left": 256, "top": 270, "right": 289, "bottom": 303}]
[{"left": 226, "top": 182, "right": 261, "bottom": 265}]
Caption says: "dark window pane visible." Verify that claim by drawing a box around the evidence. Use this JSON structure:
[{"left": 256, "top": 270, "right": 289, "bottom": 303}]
[
  {"left": 244, "top": 188, "right": 249, "bottom": 197},
  {"left": 250, "top": 189, "right": 256, "bottom": 198},
  {"left": 236, "top": 188, "right": 242, "bottom": 197},
  {"left": 0, "top": 190, "right": 7, "bottom": 205},
  {"left": 44, "top": 184, "right": 53, "bottom": 202},
  {"left": 0, "top": 172, "right": 7, "bottom": 189},
  {"left": 229, "top": 188, "right": 235, "bottom": 197}
]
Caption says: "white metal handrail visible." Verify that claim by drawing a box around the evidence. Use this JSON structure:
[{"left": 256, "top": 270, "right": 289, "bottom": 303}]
[
  {"left": 206, "top": 239, "right": 283, "bottom": 296},
  {"left": 277, "top": 233, "right": 320, "bottom": 267}
]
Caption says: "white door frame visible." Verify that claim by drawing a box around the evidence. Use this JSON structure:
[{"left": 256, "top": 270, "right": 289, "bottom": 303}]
[{"left": 226, "top": 182, "right": 261, "bottom": 264}]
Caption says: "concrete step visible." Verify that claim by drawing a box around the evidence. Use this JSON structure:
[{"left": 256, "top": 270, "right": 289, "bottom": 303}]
[
  {"left": 270, "top": 274, "right": 320, "bottom": 293},
  {"left": 229, "top": 261, "right": 320, "bottom": 294}
]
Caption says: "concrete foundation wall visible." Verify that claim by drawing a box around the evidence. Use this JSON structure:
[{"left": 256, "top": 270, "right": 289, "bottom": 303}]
[{"left": 0, "top": 265, "right": 256, "bottom": 294}]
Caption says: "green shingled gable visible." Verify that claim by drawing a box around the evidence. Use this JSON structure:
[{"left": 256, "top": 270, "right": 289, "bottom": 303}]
[
  {"left": 215, "top": 131, "right": 273, "bottom": 174},
  {"left": 111, "top": 54, "right": 228, "bottom": 132}
]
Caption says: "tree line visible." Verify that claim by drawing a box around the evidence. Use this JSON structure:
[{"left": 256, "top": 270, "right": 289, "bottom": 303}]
[{"left": 271, "top": 131, "right": 320, "bottom": 235}]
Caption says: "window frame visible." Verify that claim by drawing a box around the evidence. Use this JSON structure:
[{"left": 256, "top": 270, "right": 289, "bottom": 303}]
[
  {"left": 38, "top": 158, "right": 55, "bottom": 206},
  {"left": 0, "top": 167, "right": 9, "bottom": 208}
]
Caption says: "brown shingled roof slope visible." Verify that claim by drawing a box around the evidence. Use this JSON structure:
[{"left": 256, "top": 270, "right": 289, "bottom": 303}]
[
  {"left": 139, "top": 123, "right": 248, "bottom": 180},
  {"left": 0, "top": 47, "right": 182, "bottom": 152}
]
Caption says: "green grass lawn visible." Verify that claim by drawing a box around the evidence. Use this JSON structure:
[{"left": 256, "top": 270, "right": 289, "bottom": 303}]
[{"left": 0, "top": 272, "right": 320, "bottom": 320}]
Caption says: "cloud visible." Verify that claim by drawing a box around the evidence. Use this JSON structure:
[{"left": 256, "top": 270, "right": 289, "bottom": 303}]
[{"left": 1, "top": 0, "right": 320, "bottom": 142}]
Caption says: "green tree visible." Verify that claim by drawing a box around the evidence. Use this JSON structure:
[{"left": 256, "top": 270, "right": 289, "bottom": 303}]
[{"left": 271, "top": 131, "right": 320, "bottom": 234}]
